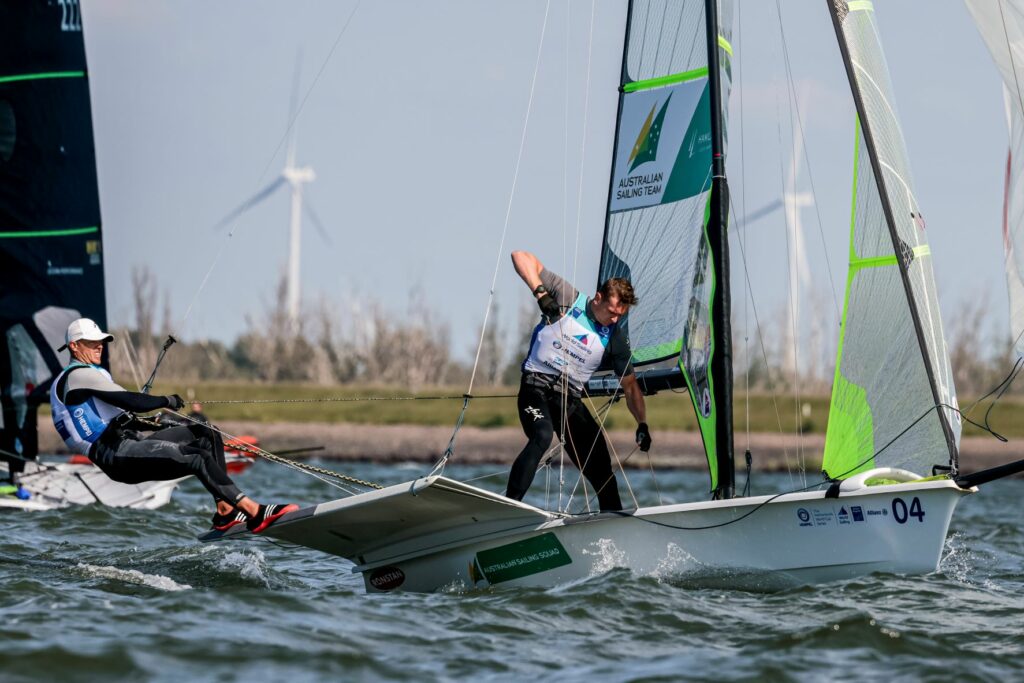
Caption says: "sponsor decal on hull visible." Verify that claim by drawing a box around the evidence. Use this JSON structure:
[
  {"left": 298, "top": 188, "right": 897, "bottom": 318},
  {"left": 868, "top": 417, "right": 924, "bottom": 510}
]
[
  {"left": 368, "top": 566, "right": 405, "bottom": 591},
  {"left": 473, "top": 533, "right": 572, "bottom": 585}
]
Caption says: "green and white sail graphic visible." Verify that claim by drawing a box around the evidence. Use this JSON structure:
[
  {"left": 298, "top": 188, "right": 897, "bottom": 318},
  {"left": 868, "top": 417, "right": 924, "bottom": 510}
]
[
  {"left": 599, "top": 0, "right": 734, "bottom": 491},
  {"left": 824, "top": 1, "right": 960, "bottom": 479},
  {"left": 628, "top": 95, "right": 672, "bottom": 173}
]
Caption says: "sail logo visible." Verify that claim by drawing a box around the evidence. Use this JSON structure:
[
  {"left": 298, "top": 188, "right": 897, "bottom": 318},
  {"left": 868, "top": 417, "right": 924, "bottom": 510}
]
[
  {"left": 615, "top": 95, "right": 672, "bottom": 202},
  {"left": 628, "top": 94, "right": 672, "bottom": 172},
  {"left": 837, "top": 507, "right": 851, "bottom": 525},
  {"left": 611, "top": 77, "right": 707, "bottom": 212}
]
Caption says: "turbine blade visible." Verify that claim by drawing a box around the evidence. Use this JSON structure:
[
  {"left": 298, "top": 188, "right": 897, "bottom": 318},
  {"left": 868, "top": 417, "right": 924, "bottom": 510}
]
[
  {"left": 739, "top": 199, "right": 784, "bottom": 229},
  {"left": 303, "top": 195, "right": 333, "bottom": 246},
  {"left": 212, "top": 176, "right": 287, "bottom": 231}
]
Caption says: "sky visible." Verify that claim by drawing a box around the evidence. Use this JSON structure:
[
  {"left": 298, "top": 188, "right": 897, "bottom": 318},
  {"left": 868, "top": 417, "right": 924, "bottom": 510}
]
[{"left": 79, "top": 0, "right": 1011, "bottom": 365}]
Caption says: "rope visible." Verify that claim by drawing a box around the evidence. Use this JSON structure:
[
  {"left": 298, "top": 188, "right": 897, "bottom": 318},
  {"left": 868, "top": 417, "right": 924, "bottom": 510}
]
[
  {"left": 438, "top": 0, "right": 552, "bottom": 475},
  {"left": 465, "top": 0, "right": 552, "bottom": 397},
  {"left": 181, "top": 1, "right": 363, "bottom": 328},
  {"left": 194, "top": 393, "right": 515, "bottom": 405},
  {"left": 165, "top": 412, "right": 383, "bottom": 491}
]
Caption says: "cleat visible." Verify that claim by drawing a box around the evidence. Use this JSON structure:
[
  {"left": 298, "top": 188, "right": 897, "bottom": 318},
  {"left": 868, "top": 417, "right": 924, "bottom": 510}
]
[
  {"left": 247, "top": 503, "right": 299, "bottom": 534},
  {"left": 211, "top": 508, "right": 248, "bottom": 532}
]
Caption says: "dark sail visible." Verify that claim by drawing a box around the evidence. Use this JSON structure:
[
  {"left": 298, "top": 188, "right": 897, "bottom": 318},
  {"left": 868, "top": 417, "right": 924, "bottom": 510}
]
[{"left": 0, "top": 0, "right": 107, "bottom": 463}]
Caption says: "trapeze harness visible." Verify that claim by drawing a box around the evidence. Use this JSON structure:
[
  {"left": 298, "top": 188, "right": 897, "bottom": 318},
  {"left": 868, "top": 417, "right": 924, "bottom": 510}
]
[
  {"left": 521, "top": 292, "right": 615, "bottom": 393},
  {"left": 49, "top": 362, "right": 244, "bottom": 503},
  {"left": 50, "top": 362, "right": 125, "bottom": 455}
]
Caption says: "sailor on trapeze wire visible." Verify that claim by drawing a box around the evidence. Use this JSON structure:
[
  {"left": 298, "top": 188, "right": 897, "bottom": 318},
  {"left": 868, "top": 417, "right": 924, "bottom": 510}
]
[{"left": 50, "top": 318, "right": 297, "bottom": 532}]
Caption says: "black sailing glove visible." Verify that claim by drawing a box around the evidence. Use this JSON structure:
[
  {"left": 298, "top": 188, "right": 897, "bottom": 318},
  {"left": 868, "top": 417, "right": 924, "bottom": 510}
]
[
  {"left": 635, "top": 422, "right": 652, "bottom": 452},
  {"left": 537, "top": 293, "right": 561, "bottom": 324},
  {"left": 165, "top": 394, "right": 185, "bottom": 411}
]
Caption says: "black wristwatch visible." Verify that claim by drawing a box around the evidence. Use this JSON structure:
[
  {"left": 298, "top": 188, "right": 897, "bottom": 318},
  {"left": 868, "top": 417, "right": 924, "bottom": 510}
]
[{"left": 533, "top": 284, "right": 548, "bottom": 297}]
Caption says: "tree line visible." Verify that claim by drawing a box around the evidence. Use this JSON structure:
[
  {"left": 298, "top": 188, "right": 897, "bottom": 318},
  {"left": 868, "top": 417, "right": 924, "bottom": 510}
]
[{"left": 114, "top": 267, "right": 1021, "bottom": 397}]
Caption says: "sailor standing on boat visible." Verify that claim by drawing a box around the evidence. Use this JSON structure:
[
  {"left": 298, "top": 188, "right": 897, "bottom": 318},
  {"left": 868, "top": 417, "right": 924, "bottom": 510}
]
[
  {"left": 506, "top": 251, "right": 651, "bottom": 512},
  {"left": 49, "top": 318, "right": 297, "bottom": 532}
]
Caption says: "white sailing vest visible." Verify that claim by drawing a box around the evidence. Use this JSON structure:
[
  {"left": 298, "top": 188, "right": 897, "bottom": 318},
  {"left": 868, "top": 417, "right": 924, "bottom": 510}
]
[
  {"left": 50, "top": 363, "right": 124, "bottom": 454},
  {"left": 522, "top": 292, "right": 615, "bottom": 390}
]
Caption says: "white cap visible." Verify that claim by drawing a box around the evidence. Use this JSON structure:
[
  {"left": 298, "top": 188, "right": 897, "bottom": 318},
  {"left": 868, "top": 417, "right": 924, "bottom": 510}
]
[{"left": 58, "top": 318, "right": 114, "bottom": 352}]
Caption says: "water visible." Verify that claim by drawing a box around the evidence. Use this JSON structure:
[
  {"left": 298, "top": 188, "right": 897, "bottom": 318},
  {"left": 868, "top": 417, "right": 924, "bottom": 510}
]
[{"left": 2, "top": 461, "right": 1023, "bottom": 682}]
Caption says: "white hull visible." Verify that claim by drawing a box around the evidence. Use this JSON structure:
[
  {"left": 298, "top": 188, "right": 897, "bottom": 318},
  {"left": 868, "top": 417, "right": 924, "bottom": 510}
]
[
  {"left": 1, "top": 461, "right": 183, "bottom": 511},
  {"left": 202, "top": 470, "right": 973, "bottom": 593}
]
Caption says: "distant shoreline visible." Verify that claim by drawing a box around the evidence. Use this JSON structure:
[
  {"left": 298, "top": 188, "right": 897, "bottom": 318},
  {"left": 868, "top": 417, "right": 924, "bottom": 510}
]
[{"left": 37, "top": 420, "right": 1022, "bottom": 476}]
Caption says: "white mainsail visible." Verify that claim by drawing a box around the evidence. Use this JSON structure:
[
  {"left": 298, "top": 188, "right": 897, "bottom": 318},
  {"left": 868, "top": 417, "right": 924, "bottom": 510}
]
[
  {"left": 964, "top": 0, "right": 1024, "bottom": 357},
  {"left": 823, "top": 1, "right": 961, "bottom": 479}
]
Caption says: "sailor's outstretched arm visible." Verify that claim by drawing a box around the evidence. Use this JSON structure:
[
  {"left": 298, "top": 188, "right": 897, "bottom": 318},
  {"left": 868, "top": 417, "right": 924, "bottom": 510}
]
[
  {"left": 511, "top": 250, "right": 545, "bottom": 291},
  {"left": 62, "top": 369, "right": 182, "bottom": 413}
]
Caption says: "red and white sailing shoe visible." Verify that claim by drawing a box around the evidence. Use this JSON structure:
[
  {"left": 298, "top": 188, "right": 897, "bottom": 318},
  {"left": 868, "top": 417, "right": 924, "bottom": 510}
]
[
  {"left": 246, "top": 503, "right": 299, "bottom": 534},
  {"left": 210, "top": 508, "right": 249, "bottom": 532}
]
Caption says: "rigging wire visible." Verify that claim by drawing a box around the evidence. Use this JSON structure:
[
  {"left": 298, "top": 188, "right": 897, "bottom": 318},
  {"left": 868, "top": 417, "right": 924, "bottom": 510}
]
[
  {"left": 736, "top": 0, "right": 751, "bottom": 457},
  {"left": 181, "top": 0, "right": 363, "bottom": 328},
  {"left": 465, "top": 0, "right": 553, "bottom": 398},
  {"left": 434, "top": 0, "right": 553, "bottom": 477},
  {"left": 166, "top": 411, "right": 382, "bottom": 491},
  {"left": 772, "top": 0, "right": 841, "bottom": 321},
  {"left": 729, "top": 192, "right": 796, "bottom": 483},
  {"left": 775, "top": 84, "right": 808, "bottom": 487},
  {"left": 194, "top": 393, "right": 516, "bottom": 405}
]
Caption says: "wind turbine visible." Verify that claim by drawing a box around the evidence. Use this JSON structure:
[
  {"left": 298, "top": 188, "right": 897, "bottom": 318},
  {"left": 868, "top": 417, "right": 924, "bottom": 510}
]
[
  {"left": 782, "top": 130, "right": 814, "bottom": 383},
  {"left": 213, "top": 56, "right": 330, "bottom": 333}
]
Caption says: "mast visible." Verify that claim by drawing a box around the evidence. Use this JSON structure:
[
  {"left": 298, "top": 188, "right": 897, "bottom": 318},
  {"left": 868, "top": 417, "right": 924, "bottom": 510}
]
[
  {"left": 705, "top": 0, "right": 735, "bottom": 498},
  {"left": 826, "top": 1, "right": 958, "bottom": 470}
]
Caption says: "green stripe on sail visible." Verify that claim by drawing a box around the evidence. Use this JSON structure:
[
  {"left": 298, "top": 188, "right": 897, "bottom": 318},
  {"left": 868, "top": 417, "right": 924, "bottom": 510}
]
[
  {"left": 848, "top": 1, "right": 874, "bottom": 12},
  {"left": 0, "top": 71, "right": 85, "bottom": 85},
  {"left": 623, "top": 67, "right": 708, "bottom": 93},
  {"left": 0, "top": 226, "right": 99, "bottom": 238},
  {"left": 678, "top": 197, "right": 719, "bottom": 492},
  {"left": 850, "top": 245, "right": 930, "bottom": 272},
  {"left": 631, "top": 339, "right": 683, "bottom": 364},
  {"left": 718, "top": 36, "right": 734, "bottom": 57}
]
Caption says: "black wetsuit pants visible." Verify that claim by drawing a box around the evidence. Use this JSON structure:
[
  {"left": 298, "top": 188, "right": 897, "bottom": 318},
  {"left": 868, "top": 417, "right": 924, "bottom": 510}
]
[
  {"left": 90, "top": 422, "right": 243, "bottom": 505},
  {"left": 506, "top": 377, "right": 623, "bottom": 512}
]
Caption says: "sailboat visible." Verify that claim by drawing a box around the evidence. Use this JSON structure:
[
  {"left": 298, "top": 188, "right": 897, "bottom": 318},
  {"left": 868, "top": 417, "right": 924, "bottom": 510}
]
[
  {"left": 0, "top": 1, "right": 182, "bottom": 510},
  {"left": 203, "top": 0, "right": 1024, "bottom": 592}
]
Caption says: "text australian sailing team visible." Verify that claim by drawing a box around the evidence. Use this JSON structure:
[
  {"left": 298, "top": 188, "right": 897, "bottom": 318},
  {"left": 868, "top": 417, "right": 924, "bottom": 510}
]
[{"left": 15, "top": 249, "right": 650, "bottom": 526}]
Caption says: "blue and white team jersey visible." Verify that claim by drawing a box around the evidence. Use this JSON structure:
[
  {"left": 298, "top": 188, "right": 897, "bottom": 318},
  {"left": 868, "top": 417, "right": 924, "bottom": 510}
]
[
  {"left": 49, "top": 363, "right": 124, "bottom": 454},
  {"left": 522, "top": 292, "right": 616, "bottom": 391}
]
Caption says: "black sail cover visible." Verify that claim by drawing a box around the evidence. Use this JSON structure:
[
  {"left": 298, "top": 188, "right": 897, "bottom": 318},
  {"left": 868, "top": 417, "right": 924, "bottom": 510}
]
[{"left": 0, "top": 0, "right": 107, "bottom": 460}]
